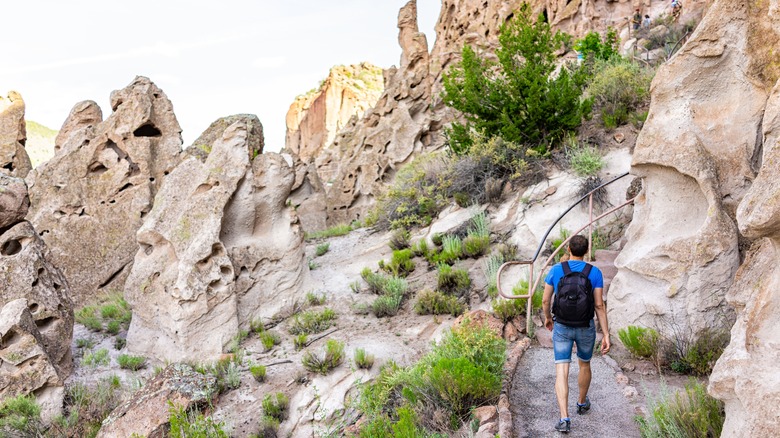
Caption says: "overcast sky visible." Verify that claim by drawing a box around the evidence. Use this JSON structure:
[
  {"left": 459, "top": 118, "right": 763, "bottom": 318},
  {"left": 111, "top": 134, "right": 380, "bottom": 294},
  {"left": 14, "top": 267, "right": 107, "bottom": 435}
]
[{"left": 0, "top": 0, "right": 441, "bottom": 151}]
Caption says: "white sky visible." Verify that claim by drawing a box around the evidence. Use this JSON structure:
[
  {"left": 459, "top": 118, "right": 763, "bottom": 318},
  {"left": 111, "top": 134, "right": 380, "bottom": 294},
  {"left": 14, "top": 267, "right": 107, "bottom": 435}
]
[{"left": 0, "top": 0, "right": 441, "bottom": 151}]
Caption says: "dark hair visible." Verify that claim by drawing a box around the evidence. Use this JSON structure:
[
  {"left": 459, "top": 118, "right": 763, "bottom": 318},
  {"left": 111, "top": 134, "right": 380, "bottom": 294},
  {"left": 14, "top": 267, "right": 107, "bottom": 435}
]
[{"left": 569, "top": 235, "right": 589, "bottom": 257}]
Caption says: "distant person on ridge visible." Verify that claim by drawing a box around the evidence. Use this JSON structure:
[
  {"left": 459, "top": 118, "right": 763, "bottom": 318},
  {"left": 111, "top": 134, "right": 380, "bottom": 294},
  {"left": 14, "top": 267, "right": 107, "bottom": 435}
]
[
  {"left": 542, "top": 235, "right": 610, "bottom": 434},
  {"left": 632, "top": 8, "right": 642, "bottom": 30},
  {"left": 643, "top": 14, "right": 651, "bottom": 28}
]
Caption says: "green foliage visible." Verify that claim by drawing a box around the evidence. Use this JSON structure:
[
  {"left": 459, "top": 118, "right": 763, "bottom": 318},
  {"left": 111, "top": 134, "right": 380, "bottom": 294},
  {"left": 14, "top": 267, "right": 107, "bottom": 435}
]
[
  {"left": 389, "top": 229, "right": 412, "bottom": 251},
  {"left": 308, "top": 258, "right": 319, "bottom": 270},
  {"left": 637, "top": 379, "right": 725, "bottom": 438},
  {"left": 492, "top": 298, "right": 525, "bottom": 323},
  {"left": 483, "top": 253, "right": 505, "bottom": 299},
  {"left": 250, "top": 318, "right": 266, "bottom": 334},
  {"left": 372, "top": 155, "right": 451, "bottom": 230},
  {"left": 431, "top": 232, "right": 444, "bottom": 247},
  {"left": 551, "top": 227, "right": 571, "bottom": 262},
  {"left": 437, "top": 264, "right": 471, "bottom": 298},
  {"left": 667, "top": 328, "right": 729, "bottom": 376},
  {"left": 260, "top": 331, "right": 282, "bottom": 351},
  {"left": 0, "top": 394, "right": 42, "bottom": 435},
  {"left": 256, "top": 415, "right": 280, "bottom": 438},
  {"left": 315, "top": 242, "right": 330, "bottom": 257},
  {"left": 168, "top": 402, "right": 229, "bottom": 438},
  {"left": 567, "top": 141, "right": 604, "bottom": 177},
  {"left": 75, "top": 293, "right": 133, "bottom": 334},
  {"left": 51, "top": 377, "right": 124, "bottom": 437},
  {"left": 117, "top": 354, "right": 146, "bottom": 371},
  {"left": 442, "top": 4, "right": 589, "bottom": 153},
  {"left": 106, "top": 320, "right": 121, "bottom": 335},
  {"left": 302, "top": 339, "right": 345, "bottom": 374},
  {"left": 227, "top": 329, "right": 249, "bottom": 354},
  {"left": 262, "top": 392, "right": 289, "bottom": 421},
  {"left": 354, "top": 348, "right": 375, "bottom": 369},
  {"left": 415, "top": 290, "right": 465, "bottom": 316},
  {"left": 82, "top": 348, "right": 110, "bottom": 367},
  {"left": 462, "top": 235, "right": 490, "bottom": 258},
  {"left": 306, "top": 291, "right": 327, "bottom": 306},
  {"left": 618, "top": 326, "right": 660, "bottom": 358},
  {"left": 305, "top": 223, "right": 353, "bottom": 240},
  {"left": 469, "top": 212, "right": 490, "bottom": 238},
  {"left": 411, "top": 239, "right": 430, "bottom": 258},
  {"left": 250, "top": 364, "right": 267, "bottom": 382},
  {"left": 392, "top": 406, "right": 426, "bottom": 437},
  {"left": 294, "top": 333, "right": 308, "bottom": 350},
  {"left": 381, "top": 249, "right": 416, "bottom": 277},
  {"left": 361, "top": 269, "right": 410, "bottom": 317},
  {"left": 587, "top": 58, "right": 653, "bottom": 128},
  {"left": 372, "top": 293, "right": 404, "bottom": 318},
  {"left": 76, "top": 337, "right": 95, "bottom": 349},
  {"left": 288, "top": 308, "right": 337, "bottom": 335},
  {"left": 574, "top": 28, "right": 619, "bottom": 61}
]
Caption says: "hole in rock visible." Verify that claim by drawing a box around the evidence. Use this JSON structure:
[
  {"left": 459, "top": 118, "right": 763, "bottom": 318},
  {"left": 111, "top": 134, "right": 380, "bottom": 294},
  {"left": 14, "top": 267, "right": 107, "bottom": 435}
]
[
  {"left": 142, "top": 244, "right": 153, "bottom": 255},
  {"left": 194, "top": 183, "right": 213, "bottom": 195},
  {"left": 220, "top": 266, "right": 232, "bottom": 276},
  {"left": 1, "top": 240, "right": 22, "bottom": 256},
  {"left": 29, "top": 303, "right": 39, "bottom": 313},
  {"left": 19, "top": 138, "right": 26, "bottom": 147},
  {"left": 31, "top": 278, "right": 38, "bottom": 287},
  {"left": 88, "top": 161, "right": 108, "bottom": 175},
  {"left": 53, "top": 282, "right": 61, "bottom": 291},
  {"left": 1, "top": 329, "right": 20, "bottom": 348},
  {"left": 35, "top": 316, "right": 57, "bottom": 332},
  {"left": 99, "top": 265, "right": 126, "bottom": 289},
  {"left": 2, "top": 163, "right": 13, "bottom": 172},
  {"left": 133, "top": 123, "right": 162, "bottom": 137},
  {"left": 149, "top": 178, "right": 155, "bottom": 183},
  {"left": 116, "top": 182, "right": 134, "bottom": 194}
]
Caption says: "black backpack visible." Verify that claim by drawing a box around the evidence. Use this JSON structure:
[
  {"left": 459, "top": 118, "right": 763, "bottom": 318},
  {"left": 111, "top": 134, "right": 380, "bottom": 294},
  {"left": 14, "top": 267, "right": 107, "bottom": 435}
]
[{"left": 553, "top": 262, "right": 595, "bottom": 328}]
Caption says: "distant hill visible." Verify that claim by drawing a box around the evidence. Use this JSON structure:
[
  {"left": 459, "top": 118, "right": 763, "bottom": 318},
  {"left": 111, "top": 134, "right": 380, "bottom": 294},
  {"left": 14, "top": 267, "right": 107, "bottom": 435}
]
[{"left": 26, "top": 120, "right": 57, "bottom": 167}]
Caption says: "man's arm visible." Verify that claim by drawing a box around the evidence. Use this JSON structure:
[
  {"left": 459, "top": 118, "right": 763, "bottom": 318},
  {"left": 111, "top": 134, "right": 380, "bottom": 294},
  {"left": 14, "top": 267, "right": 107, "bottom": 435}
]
[
  {"left": 543, "top": 283, "right": 554, "bottom": 331},
  {"left": 593, "top": 287, "right": 610, "bottom": 354}
]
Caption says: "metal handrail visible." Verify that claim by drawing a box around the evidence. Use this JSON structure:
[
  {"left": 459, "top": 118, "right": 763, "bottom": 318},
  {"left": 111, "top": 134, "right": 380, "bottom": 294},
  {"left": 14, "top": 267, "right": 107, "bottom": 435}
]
[{"left": 496, "top": 172, "right": 636, "bottom": 333}]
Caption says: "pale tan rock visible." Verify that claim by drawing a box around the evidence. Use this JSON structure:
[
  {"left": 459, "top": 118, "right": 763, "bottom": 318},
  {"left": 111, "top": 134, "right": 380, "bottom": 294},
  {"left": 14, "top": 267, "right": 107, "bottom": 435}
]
[
  {"left": 0, "top": 221, "right": 74, "bottom": 376},
  {"left": 454, "top": 310, "right": 504, "bottom": 339},
  {"left": 613, "top": 132, "right": 625, "bottom": 143},
  {"left": 473, "top": 405, "right": 498, "bottom": 424},
  {"left": 125, "top": 115, "right": 307, "bottom": 362},
  {"left": 285, "top": 63, "right": 384, "bottom": 162},
  {"left": 97, "top": 363, "right": 217, "bottom": 438},
  {"left": 0, "top": 174, "right": 29, "bottom": 228},
  {"left": 286, "top": 153, "right": 328, "bottom": 233},
  {"left": 0, "top": 91, "right": 32, "bottom": 177},
  {"left": 0, "top": 299, "right": 65, "bottom": 422},
  {"left": 26, "top": 77, "right": 183, "bottom": 305}
]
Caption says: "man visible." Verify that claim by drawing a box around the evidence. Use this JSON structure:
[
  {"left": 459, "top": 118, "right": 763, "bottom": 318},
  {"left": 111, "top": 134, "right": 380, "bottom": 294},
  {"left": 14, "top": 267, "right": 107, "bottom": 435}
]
[
  {"left": 632, "top": 8, "right": 642, "bottom": 30},
  {"left": 542, "top": 235, "right": 611, "bottom": 433}
]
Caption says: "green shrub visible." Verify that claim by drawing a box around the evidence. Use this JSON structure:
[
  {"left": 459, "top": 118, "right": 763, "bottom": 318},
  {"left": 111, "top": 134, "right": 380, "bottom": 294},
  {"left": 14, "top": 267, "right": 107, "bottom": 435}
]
[
  {"left": 441, "top": 235, "right": 462, "bottom": 261},
  {"left": 437, "top": 264, "right": 471, "bottom": 298},
  {"left": 388, "top": 229, "right": 411, "bottom": 251},
  {"left": 288, "top": 308, "right": 337, "bottom": 335},
  {"left": 50, "top": 378, "right": 124, "bottom": 437},
  {"left": 371, "top": 293, "right": 403, "bottom": 317},
  {"left": 483, "top": 253, "right": 505, "bottom": 299},
  {"left": 392, "top": 406, "right": 426, "bottom": 437},
  {"left": 354, "top": 348, "right": 375, "bottom": 370},
  {"left": 574, "top": 28, "right": 619, "bottom": 61},
  {"left": 567, "top": 143, "right": 604, "bottom": 177},
  {"left": 462, "top": 235, "right": 490, "bottom": 258},
  {"left": 76, "top": 306, "right": 102, "bottom": 331},
  {"left": 0, "top": 394, "right": 42, "bottom": 435},
  {"left": 250, "top": 364, "right": 267, "bottom": 382},
  {"left": 637, "top": 379, "right": 724, "bottom": 438},
  {"left": 315, "top": 242, "right": 330, "bottom": 257},
  {"left": 294, "top": 333, "right": 308, "bottom": 350},
  {"left": 82, "top": 348, "right": 110, "bottom": 367},
  {"left": 492, "top": 298, "right": 525, "bottom": 323},
  {"left": 227, "top": 329, "right": 249, "bottom": 354},
  {"left": 411, "top": 239, "right": 429, "bottom": 257},
  {"left": 469, "top": 212, "right": 490, "bottom": 238},
  {"left": 114, "top": 337, "right": 127, "bottom": 350},
  {"left": 256, "top": 415, "right": 279, "bottom": 438},
  {"left": 76, "top": 338, "right": 95, "bottom": 349},
  {"left": 262, "top": 392, "right": 289, "bottom": 421},
  {"left": 308, "top": 258, "right": 319, "bottom": 270},
  {"left": 305, "top": 223, "right": 353, "bottom": 240},
  {"left": 415, "top": 290, "right": 465, "bottom": 316},
  {"left": 117, "top": 354, "right": 146, "bottom": 371},
  {"left": 431, "top": 232, "right": 444, "bottom": 247},
  {"left": 442, "top": 3, "right": 589, "bottom": 154},
  {"left": 168, "top": 403, "right": 229, "bottom": 438},
  {"left": 587, "top": 57, "right": 653, "bottom": 128},
  {"left": 618, "top": 326, "right": 660, "bottom": 358},
  {"left": 106, "top": 320, "right": 121, "bottom": 335},
  {"left": 381, "top": 249, "right": 416, "bottom": 277},
  {"left": 305, "top": 291, "right": 326, "bottom": 306},
  {"left": 250, "top": 318, "right": 266, "bottom": 334},
  {"left": 667, "top": 328, "right": 729, "bottom": 376},
  {"left": 260, "top": 331, "right": 281, "bottom": 352},
  {"left": 424, "top": 357, "right": 502, "bottom": 417},
  {"left": 302, "top": 339, "right": 345, "bottom": 374}
]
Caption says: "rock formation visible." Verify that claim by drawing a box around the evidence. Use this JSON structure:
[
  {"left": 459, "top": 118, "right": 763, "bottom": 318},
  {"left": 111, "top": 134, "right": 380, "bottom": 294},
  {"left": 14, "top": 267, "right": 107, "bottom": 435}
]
[
  {"left": 25, "top": 77, "right": 183, "bottom": 305},
  {"left": 125, "top": 115, "right": 307, "bottom": 362},
  {"left": 0, "top": 91, "right": 32, "bottom": 177},
  {"left": 285, "top": 63, "right": 384, "bottom": 162},
  {"left": 286, "top": 153, "right": 328, "bottom": 233},
  {"left": 97, "top": 363, "right": 217, "bottom": 438}
]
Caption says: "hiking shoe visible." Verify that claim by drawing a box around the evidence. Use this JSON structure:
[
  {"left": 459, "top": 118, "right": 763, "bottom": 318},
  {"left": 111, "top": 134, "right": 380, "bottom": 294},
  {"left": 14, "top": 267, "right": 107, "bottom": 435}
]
[
  {"left": 577, "top": 396, "right": 591, "bottom": 415},
  {"left": 555, "top": 418, "right": 571, "bottom": 433}
]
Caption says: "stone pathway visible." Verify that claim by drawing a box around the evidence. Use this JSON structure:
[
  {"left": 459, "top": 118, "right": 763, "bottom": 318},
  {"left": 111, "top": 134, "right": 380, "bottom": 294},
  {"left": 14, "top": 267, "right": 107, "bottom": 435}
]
[{"left": 510, "top": 347, "right": 641, "bottom": 438}]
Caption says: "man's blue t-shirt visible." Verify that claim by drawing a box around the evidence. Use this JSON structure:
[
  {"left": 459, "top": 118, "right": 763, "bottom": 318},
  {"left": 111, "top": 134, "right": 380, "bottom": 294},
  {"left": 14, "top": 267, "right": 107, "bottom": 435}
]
[{"left": 544, "top": 260, "right": 603, "bottom": 293}]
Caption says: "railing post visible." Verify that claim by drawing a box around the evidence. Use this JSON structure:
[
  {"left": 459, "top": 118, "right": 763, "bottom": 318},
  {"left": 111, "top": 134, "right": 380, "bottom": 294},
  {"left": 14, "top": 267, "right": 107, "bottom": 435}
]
[
  {"left": 527, "top": 264, "right": 534, "bottom": 335},
  {"left": 588, "top": 193, "right": 593, "bottom": 261}
]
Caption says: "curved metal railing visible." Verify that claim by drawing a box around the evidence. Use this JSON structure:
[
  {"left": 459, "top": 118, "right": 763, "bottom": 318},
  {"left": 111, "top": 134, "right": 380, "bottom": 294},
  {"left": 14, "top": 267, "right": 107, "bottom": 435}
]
[{"left": 496, "top": 172, "right": 637, "bottom": 333}]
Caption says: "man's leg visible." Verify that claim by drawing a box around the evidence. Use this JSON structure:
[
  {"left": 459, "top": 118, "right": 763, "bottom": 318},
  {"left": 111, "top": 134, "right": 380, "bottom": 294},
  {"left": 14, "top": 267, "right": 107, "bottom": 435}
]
[
  {"left": 577, "top": 359, "right": 591, "bottom": 404},
  {"left": 555, "top": 363, "right": 571, "bottom": 419}
]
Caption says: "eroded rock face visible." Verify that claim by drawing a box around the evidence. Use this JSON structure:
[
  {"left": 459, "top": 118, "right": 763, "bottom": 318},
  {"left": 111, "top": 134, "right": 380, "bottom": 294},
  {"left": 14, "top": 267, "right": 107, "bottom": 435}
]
[
  {"left": 285, "top": 63, "right": 384, "bottom": 162},
  {"left": 0, "top": 299, "right": 66, "bottom": 422},
  {"left": 286, "top": 153, "right": 328, "bottom": 233},
  {"left": 0, "top": 91, "right": 32, "bottom": 177},
  {"left": 98, "top": 363, "right": 217, "bottom": 438},
  {"left": 0, "top": 173, "right": 29, "bottom": 229},
  {"left": 125, "top": 115, "right": 307, "bottom": 362},
  {"left": 709, "top": 18, "right": 780, "bottom": 432},
  {"left": 605, "top": 0, "right": 780, "bottom": 335},
  {"left": 26, "top": 77, "right": 182, "bottom": 305}
]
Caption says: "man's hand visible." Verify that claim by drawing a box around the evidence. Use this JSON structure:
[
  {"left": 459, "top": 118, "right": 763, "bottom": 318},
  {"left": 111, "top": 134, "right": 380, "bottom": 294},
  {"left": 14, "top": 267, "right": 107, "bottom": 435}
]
[
  {"left": 545, "top": 316, "right": 553, "bottom": 331},
  {"left": 601, "top": 334, "right": 611, "bottom": 355}
]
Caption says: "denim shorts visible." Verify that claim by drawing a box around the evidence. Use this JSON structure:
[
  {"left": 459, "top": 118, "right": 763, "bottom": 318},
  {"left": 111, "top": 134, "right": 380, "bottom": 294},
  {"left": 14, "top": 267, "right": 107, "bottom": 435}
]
[{"left": 553, "top": 320, "right": 596, "bottom": 364}]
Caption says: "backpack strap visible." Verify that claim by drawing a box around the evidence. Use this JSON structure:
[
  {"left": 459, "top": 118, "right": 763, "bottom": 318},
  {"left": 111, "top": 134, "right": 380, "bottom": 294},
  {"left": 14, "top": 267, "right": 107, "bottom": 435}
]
[
  {"left": 562, "top": 261, "right": 571, "bottom": 275},
  {"left": 581, "top": 263, "right": 593, "bottom": 278}
]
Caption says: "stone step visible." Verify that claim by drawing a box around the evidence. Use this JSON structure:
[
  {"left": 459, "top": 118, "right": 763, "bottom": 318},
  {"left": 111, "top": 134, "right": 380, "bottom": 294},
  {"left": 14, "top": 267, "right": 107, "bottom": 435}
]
[{"left": 594, "top": 249, "right": 620, "bottom": 264}]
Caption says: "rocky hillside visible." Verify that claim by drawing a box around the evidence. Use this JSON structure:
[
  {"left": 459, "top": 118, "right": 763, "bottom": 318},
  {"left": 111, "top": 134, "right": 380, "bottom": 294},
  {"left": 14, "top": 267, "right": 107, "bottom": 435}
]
[
  {"left": 25, "top": 121, "right": 57, "bottom": 168},
  {"left": 285, "top": 63, "right": 384, "bottom": 163}
]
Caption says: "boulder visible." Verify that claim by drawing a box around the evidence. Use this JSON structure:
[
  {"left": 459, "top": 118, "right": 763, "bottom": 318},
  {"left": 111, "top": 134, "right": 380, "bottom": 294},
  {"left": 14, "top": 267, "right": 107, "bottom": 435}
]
[
  {"left": 25, "top": 77, "right": 182, "bottom": 305},
  {"left": 0, "top": 91, "right": 32, "bottom": 178},
  {"left": 0, "top": 173, "right": 29, "bottom": 229},
  {"left": 286, "top": 153, "right": 328, "bottom": 233},
  {"left": 0, "top": 299, "right": 65, "bottom": 422},
  {"left": 97, "top": 363, "right": 217, "bottom": 438},
  {"left": 125, "top": 115, "right": 307, "bottom": 362},
  {"left": 605, "top": 0, "right": 780, "bottom": 336},
  {"left": 0, "top": 221, "right": 74, "bottom": 375}
]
